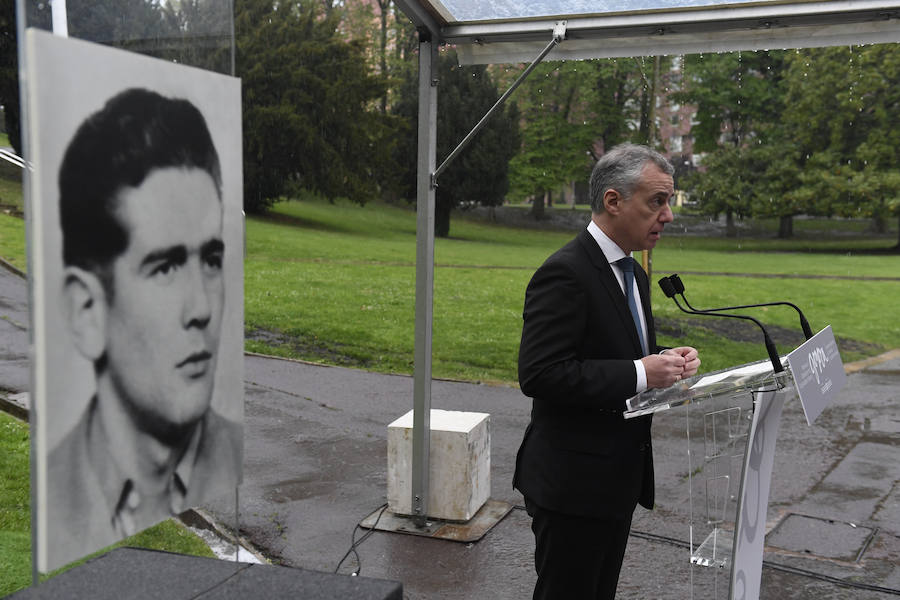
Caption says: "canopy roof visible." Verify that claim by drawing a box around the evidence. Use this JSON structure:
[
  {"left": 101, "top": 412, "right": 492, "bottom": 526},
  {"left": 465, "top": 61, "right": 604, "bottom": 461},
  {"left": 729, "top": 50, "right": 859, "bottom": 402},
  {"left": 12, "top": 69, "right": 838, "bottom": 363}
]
[
  {"left": 418, "top": 0, "right": 801, "bottom": 22},
  {"left": 397, "top": 0, "right": 900, "bottom": 63}
]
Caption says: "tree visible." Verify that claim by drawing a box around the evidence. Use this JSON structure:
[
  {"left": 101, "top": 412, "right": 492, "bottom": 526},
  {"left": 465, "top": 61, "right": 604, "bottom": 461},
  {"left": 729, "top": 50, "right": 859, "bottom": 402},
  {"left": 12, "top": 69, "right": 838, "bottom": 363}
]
[
  {"left": 677, "top": 50, "right": 793, "bottom": 235},
  {"left": 508, "top": 61, "right": 601, "bottom": 217},
  {"left": 0, "top": 0, "right": 19, "bottom": 154},
  {"left": 392, "top": 49, "right": 520, "bottom": 237},
  {"left": 682, "top": 145, "right": 752, "bottom": 235},
  {"left": 635, "top": 56, "right": 664, "bottom": 147},
  {"left": 373, "top": 0, "right": 391, "bottom": 114},
  {"left": 587, "top": 57, "right": 645, "bottom": 157},
  {"left": 783, "top": 45, "right": 900, "bottom": 247},
  {"left": 236, "top": 0, "right": 398, "bottom": 213},
  {"left": 1, "top": 1, "right": 232, "bottom": 157},
  {"left": 335, "top": 1, "right": 416, "bottom": 115},
  {"left": 506, "top": 56, "right": 656, "bottom": 217},
  {"left": 65, "top": 0, "right": 174, "bottom": 51},
  {"left": 159, "top": 0, "right": 234, "bottom": 73}
]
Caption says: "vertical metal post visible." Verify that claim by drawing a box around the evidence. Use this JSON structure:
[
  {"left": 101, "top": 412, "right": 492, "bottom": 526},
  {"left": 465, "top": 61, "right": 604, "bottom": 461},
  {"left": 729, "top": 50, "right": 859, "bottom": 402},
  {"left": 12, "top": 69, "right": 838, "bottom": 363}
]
[
  {"left": 411, "top": 30, "right": 437, "bottom": 527},
  {"left": 228, "top": 0, "right": 236, "bottom": 77},
  {"left": 16, "top": 0, "right": 40, "bottom": 583},
  {"left": 234, "top": 487, "right": 240, "bottom": 564},
  {"left": 50, "top": 0, "right": 68, "bottom": 36}
]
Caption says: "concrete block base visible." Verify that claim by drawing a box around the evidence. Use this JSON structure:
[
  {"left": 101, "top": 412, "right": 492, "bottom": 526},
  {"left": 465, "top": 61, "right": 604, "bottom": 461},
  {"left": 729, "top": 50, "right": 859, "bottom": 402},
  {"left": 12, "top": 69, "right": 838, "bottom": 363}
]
[{"left": 387, "top": 409, "right": 490, "bottom": 522}]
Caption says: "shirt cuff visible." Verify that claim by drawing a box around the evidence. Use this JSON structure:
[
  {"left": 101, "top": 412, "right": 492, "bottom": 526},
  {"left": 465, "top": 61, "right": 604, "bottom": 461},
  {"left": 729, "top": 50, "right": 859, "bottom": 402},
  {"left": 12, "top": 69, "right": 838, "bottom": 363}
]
[{"left": 634, "top": 359, "right": 648, "bottom": 394}]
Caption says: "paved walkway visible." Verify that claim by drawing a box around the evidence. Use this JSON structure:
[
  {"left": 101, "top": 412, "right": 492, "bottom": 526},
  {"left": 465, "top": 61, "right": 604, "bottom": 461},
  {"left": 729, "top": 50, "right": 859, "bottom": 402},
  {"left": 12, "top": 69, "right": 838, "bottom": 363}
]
[{"left": 2, "top": 262, "right": 899, "bottom": 599}]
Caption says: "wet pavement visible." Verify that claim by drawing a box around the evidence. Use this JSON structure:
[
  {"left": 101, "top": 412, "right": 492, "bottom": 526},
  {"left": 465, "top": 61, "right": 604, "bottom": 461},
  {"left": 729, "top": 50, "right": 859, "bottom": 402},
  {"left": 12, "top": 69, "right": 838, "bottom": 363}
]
[{"left": 1, "top": 261, "right": 899, "bottom": 599}]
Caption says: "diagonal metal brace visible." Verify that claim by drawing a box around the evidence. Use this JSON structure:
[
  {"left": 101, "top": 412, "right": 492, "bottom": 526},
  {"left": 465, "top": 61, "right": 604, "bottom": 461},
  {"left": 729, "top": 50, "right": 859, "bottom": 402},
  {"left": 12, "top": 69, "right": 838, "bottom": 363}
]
[{"left": 431, "top": 21, "right": 567, "bottom": 187}]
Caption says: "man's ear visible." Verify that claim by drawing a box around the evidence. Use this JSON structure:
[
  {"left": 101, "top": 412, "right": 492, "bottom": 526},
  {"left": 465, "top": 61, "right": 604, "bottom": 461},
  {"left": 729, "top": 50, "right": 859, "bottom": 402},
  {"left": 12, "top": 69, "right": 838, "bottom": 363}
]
[
  {"left": 603, "top": 189, "right": 623, "bottom": 215},
  {"left": 62, "top": 266, "right": 108, "bottom": 361}
]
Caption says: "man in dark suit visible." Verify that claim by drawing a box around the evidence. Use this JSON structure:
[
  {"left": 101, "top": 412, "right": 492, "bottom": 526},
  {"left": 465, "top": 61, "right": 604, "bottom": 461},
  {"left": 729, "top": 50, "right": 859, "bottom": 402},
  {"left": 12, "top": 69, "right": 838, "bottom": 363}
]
[{"left": 515, "top": 143, "right": 700, "bottom": 599}]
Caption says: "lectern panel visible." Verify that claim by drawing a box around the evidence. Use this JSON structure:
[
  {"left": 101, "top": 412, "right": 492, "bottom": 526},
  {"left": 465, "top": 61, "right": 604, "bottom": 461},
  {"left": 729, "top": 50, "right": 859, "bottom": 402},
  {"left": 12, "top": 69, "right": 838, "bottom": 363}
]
[{"left": 685, "top": 390, "right": 754, "bottom": 581}]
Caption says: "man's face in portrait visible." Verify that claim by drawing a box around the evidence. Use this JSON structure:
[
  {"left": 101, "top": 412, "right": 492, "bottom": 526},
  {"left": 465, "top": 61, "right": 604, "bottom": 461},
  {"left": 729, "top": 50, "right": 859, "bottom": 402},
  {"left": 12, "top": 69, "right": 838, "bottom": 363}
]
[{"left": 102, "top": 167, "right": 224, "bottom": 433}]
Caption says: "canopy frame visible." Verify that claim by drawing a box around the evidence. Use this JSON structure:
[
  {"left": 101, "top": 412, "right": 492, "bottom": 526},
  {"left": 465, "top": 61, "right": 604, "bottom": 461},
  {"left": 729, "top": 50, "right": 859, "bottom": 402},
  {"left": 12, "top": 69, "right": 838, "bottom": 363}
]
[{"left": 393, "top": 0, "right": 900, "bottom": 528}]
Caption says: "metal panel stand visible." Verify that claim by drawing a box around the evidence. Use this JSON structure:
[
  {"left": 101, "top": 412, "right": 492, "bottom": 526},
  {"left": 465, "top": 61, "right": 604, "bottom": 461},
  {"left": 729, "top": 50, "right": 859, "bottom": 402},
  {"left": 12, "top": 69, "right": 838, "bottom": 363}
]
[{"left": 411, "top": 31, "right": 437, "bottom": 527}]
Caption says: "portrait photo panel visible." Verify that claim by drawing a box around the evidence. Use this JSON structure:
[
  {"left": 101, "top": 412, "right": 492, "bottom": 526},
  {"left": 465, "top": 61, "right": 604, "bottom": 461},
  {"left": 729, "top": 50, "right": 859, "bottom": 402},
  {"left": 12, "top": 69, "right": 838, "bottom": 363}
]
[{"left": 26, "top": 29, "right": 244, "bottom": 572}]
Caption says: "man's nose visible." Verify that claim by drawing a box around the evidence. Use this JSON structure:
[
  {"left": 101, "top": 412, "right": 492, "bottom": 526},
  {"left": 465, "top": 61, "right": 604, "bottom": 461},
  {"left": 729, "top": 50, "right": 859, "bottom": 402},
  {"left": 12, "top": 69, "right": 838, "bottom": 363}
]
[
  {"left": 183, "top": 261, "right": 212, "bottom": 329},
  {"left": 659, "top": 203, "right": 675, "bottom": 223}
]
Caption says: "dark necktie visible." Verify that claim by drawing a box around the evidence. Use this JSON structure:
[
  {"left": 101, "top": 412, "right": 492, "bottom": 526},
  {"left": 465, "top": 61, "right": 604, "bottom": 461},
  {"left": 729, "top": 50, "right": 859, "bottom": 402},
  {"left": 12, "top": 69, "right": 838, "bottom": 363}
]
[{"left": 617, "top": 257, "right": 647, "bottom": 356}]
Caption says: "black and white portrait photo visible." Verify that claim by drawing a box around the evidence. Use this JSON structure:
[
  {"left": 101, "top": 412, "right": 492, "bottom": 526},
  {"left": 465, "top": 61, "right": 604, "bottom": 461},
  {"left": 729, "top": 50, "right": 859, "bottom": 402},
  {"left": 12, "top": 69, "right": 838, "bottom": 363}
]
[{"left": 25, "top": 30, "right": 244, "bottom": 572}]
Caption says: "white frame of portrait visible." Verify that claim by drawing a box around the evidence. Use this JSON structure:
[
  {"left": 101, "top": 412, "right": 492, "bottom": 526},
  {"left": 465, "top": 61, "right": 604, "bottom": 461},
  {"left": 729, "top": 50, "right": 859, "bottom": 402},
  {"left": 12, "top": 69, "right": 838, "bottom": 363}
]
[{"left": 24, "top": 29, "right": 244, "bottom": 573}]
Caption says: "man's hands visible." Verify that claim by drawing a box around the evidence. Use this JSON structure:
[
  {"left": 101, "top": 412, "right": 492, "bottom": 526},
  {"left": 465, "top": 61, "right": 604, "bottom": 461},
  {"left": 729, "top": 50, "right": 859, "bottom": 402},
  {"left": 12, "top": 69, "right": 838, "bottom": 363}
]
[{"left": 641, "top": 346, "right": 700, "bottom": 389}]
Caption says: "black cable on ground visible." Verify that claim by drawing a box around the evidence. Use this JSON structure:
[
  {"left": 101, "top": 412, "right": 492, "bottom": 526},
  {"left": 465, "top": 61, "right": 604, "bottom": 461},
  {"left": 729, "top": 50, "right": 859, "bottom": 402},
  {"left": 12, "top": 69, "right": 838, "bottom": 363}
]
[{"left": 334, "top": 503, "right": 389, "bottom": 577}]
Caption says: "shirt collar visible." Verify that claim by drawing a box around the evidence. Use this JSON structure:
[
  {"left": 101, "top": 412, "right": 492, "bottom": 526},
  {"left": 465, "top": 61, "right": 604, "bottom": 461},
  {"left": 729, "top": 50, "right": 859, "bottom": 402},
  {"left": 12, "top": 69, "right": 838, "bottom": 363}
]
[
  {"left": 587, "top": 220, "right": 630, "bottom": 265},
  {"left": 86, "top": 397, "right": 205, "bottom": 531}
]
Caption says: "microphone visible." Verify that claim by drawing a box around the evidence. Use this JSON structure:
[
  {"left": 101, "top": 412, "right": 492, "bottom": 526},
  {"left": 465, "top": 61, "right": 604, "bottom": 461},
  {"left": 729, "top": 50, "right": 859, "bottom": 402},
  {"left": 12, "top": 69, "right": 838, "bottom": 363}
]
[
  {"left": 658, "top": 276, "right": 784, "bottom": 373},
  {"left": 668, "top": 274, "right": 813, "bottom": 340}
]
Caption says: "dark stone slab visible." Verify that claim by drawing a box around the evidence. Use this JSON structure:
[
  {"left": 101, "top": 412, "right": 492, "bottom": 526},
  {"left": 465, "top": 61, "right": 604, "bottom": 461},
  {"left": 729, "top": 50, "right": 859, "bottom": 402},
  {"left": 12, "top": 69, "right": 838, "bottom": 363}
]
[
  {"left": 9, "top": 547, "right": 402, "bottom": 600},
  {"left": 766, "top": 513, "right": 875, "bottom": 562}
]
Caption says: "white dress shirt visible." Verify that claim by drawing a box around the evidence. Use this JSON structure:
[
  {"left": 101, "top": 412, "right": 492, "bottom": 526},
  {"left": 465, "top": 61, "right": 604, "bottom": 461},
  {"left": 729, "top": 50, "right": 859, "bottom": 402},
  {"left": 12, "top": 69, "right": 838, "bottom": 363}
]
[{"left": 586, "top": 221, "right": 650, "bottom": 394}]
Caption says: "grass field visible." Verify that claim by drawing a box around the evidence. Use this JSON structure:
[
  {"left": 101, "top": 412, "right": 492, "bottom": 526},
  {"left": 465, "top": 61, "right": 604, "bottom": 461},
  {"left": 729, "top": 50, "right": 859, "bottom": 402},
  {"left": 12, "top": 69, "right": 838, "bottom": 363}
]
[
  {"left": 2, "top": 189, "right": 897, "bottom": 380},
  {"left": 0, "top": 162, "right": 23, "bottom": 209},
  {"left": 244, "top": 197, "right": 898, "bottom": 379}
]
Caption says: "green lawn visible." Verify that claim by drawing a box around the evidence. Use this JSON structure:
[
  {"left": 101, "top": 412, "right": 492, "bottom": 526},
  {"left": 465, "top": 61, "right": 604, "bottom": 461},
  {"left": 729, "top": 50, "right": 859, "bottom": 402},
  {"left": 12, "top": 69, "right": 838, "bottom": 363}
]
[
  {"left": 1, "top": 191, "right": 898, "bottom": 381},
  {"left": 0, "top": 212, "right": 26, "bottom": 271},
  {"left": 243, "top": 197, "right": 898, "bottom": 381},
  {"left": 0, "top": 161, "right": 23, "bottom": 211},
  {"left": 0, "top": 161, "right": 26, "bottom": 272},
  {"left": 0, "top": 412, "right": 215, "bottom": 597}
]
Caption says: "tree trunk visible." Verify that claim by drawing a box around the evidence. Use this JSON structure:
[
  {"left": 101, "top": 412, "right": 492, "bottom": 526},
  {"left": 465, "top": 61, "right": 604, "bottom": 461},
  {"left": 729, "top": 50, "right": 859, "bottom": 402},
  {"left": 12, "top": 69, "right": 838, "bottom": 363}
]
[
  {"left": 435, "top": 198, "right": 452, "bottom": 238},
  {"left": 895, "top": 213, "right": 900, "bottom": 251},
  {"left": 873, "top": 214, "right": 887, "bottom": 234},
  {"left": 377, "top": 0, "right": 389, "bottom": 114},
  {"left": 725, "top": 210, "right": 737, "bottom": 238},
  {"left": 636, "top": 56, "right": 660, "bottom": 146},
  {"left": 648, "top": 56, "right": 661, "bottom": 145},
  {"left": 778, "top": 215, "right": 793, "bottom": 238},
  {"left": 546, "top": 189, "right": 553, "bottom": 208},
  {"left": 531, "top": 192, "right": 545, "bottom": 220}
]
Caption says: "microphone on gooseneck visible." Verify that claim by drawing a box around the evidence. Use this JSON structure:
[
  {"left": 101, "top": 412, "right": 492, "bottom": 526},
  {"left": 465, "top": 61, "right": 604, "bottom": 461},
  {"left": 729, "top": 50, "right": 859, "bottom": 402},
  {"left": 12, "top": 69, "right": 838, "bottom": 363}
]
[
  {"left": 658, "top": 276, "right": 785, "bottom": 373},
  {"left": 667, "top": 274, "right": 814, "bottom": 340}
]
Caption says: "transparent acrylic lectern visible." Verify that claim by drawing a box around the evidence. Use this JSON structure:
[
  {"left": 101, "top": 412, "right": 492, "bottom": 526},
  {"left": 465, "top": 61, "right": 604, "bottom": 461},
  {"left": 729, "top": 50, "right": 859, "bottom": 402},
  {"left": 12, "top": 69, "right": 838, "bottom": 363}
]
[{"left": 625, "top": 358, "right": 798, "bottom": 600}]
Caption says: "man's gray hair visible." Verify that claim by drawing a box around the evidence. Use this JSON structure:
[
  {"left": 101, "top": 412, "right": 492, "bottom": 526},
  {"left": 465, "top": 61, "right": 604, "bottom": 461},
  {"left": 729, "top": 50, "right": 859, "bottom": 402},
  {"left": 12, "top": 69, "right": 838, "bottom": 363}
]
[{"left": 589, "top": 143, "right": 673, "bottom": 213}]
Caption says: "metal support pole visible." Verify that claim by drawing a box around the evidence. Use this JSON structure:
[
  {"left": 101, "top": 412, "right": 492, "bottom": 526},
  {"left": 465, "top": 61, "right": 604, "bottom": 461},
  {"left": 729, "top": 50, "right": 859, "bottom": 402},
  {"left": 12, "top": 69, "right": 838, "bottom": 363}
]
[
  {"left": 50, "top": 0, "right": 69, "bottom": 37},
  {"left": 431, "top": 21, "right": 567, "bottom": 186},
  {"left": 234, "top": 487, "right": 240, "bottom": 564},
  {"left": 16, "top": 0, "right": 40, "bottom": 583},
  {"left": 411, "top": 30, "right": 438, "bottom": 527}
]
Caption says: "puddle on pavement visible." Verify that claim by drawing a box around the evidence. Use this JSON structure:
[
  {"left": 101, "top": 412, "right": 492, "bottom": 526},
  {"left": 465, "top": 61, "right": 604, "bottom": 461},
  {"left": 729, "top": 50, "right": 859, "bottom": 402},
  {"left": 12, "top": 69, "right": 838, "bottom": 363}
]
[
  {"left": 263, "top": 437, "right": 385, "bottom": 503},
  {"left": 264, "top": 476, "right": 337, "bottom": 502}
]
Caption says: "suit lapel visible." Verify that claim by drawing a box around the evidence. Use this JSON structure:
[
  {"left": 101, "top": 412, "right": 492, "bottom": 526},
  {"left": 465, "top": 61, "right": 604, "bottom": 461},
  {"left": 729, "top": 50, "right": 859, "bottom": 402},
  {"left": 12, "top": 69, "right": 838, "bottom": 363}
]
[{"left": 576, "top": 230, "right": 645, "bottom": 357}]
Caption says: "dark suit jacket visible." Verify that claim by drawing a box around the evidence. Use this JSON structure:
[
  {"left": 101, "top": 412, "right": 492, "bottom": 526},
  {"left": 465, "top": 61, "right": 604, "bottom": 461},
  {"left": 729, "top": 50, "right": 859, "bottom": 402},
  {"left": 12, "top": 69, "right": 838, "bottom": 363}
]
[{"left": 514, "top": 228, "right": 657, "bottom": 519}]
